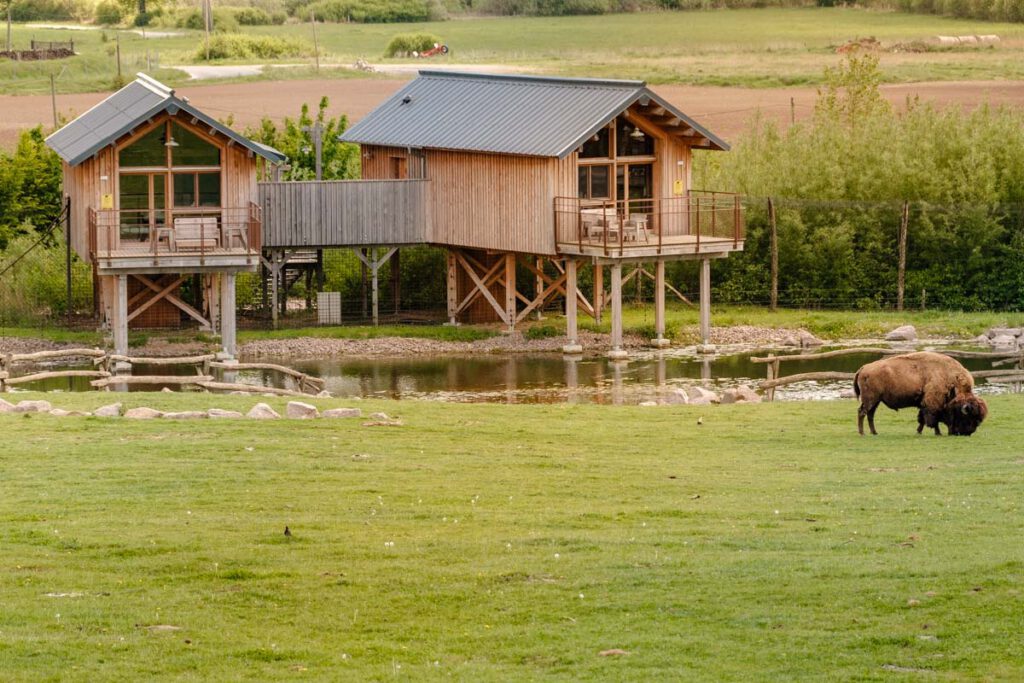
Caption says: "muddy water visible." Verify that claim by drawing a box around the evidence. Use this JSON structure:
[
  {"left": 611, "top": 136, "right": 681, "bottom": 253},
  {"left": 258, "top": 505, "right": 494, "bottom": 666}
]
[{"left": 12, "top": 346, "right": 1016, "bottom": 404}]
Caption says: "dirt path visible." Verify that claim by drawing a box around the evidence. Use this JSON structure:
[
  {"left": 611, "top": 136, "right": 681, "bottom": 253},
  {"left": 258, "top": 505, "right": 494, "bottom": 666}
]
[{"left": 4, "top": 77, "right": 1024, "bottom": 148}]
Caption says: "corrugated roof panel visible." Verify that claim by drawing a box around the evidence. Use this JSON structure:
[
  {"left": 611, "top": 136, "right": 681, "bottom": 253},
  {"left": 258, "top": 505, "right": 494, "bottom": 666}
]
[
  {"left": 340, "top": 71, "right": 729, "bottom": 157},
  {"left": 46, "top": 75, "right": 286, "bottom": 166}
]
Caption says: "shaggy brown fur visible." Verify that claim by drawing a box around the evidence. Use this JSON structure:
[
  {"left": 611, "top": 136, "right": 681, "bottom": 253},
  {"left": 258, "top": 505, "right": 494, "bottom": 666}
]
[
  {"left": 924, "top": 393, "right": 988, "bottom": 436},
  {"left": 853, "top": 352, "right": 975, "bottom": 436}
]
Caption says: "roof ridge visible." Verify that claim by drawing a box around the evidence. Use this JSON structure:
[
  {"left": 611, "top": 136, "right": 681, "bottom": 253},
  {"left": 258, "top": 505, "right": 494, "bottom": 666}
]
[
  {"left": 134, "top": 72, "right": 174, "bottom": 98},
  {"left": 417, "top": 70, "right": 645, "bottom": 89}
]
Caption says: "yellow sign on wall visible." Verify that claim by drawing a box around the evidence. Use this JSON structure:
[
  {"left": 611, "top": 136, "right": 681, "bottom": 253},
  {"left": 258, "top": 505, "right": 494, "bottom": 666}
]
[
  {"left": 101, "top": 193, "right": 114, "bottom": 209},
  {"left": 672, "top": 179, "right": 684, "bottom": 196}
]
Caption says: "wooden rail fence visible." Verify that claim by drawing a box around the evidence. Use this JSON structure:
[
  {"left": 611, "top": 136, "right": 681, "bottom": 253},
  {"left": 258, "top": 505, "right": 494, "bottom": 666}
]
[
  {"left": 0, "top": 349, "right": 324, "bottom": 397},
  {"left": 752, "top": 348, "right": 1024, "bottom": 400}
]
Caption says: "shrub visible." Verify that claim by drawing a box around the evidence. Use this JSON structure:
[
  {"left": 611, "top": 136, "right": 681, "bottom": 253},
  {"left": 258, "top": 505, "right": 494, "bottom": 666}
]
[
  {"left": 178, "top": 7, "right": 240, "bottom": 32},
  {"left": 196, "top": 34, "right": 310, "bottom": 61},
  {"left": 94, "top": 0, "right": 123, "bottom": 25},
  {"left": 306, "top": 0, "right": 432, "bottom": 22},
  {"left": 234, "top": 7, "right": 275, "bottom": 24},
  {"left": 10, "top": 0, "right": 88, "bottom": 21},
  {"left": 524, "top": 324, "right": 563, "bottom": 340},
  {"left": 384, "top": 32, "right": 443, "bottom": 57}
]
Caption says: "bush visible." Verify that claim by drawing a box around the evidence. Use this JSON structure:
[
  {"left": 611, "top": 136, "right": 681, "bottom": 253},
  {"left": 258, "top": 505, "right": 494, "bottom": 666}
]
[
  {"left": 94, "top": 0, "right": 123, "bottom": 25},
  {"left": 196, "top": 34, "right": 310, "bottom": 60},
  {"left": 524, "top": 324, "right": 563, "bottom": 340},
  {"left": 384, "top": 32, "right": 443, "bottom": 57},
  {"left": 306, "top": 0, "right": 432, "bottom": 22},
  {"left": 234, "top": 6, "right": 278, "bottom": 24},
  {"left": 178, "top": 7, "right": 240, "bottom": 32},
  {"left": 10, "top": 0, "right": 89, "bottom": 21}
]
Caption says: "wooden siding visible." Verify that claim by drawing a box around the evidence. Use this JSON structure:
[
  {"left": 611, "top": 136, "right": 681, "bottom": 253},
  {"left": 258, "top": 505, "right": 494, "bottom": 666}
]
[
  {"left": 64, "top": 148, "right": 114, "bottom": 259},
  {"left": 426, "top": 150, "right": 560, "bottom": 256},
  {"left": 259, "top": 179, "right": 431, "bottom": 248},
  {"left": 361, "top": 145, "right": 425, "bottom": 180}
]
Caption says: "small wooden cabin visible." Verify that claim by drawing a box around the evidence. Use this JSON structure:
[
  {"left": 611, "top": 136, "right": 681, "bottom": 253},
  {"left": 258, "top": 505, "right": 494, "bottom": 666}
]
[
  {"left": 341, "top": 71, "right": 743, "bottom": 354},
  {"left": 46, "top": 74, "right": 285, "bottom": 358}
]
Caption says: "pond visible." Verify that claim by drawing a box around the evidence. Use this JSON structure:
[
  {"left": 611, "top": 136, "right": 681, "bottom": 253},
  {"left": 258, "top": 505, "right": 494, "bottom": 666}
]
[{"left": 11, "top": 344, "right": 1019, "bottom": 405}]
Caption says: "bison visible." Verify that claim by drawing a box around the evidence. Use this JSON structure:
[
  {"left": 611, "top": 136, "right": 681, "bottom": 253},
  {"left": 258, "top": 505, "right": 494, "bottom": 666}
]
[{"left": 853, "top": 352, "right": 986, "bottom": 436}]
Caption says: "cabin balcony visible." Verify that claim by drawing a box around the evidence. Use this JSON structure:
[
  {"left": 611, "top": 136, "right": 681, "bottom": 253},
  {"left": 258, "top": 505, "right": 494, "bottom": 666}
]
[
  {"left": 554, "top": 191, "right": 745, "bottom": 261},
  {"left": 88, "top": 204, "right": 262, "bottom": 275}
]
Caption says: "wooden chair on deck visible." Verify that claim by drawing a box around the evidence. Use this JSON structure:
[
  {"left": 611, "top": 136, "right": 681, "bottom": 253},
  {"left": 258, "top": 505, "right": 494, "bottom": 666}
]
[{"left": 164, "top": 216, "right": 220, "bottom": 252}]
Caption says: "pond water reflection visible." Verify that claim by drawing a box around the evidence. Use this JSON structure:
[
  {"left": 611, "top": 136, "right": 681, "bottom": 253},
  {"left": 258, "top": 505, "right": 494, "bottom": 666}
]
[{"left": 13, "top": 347, "right": 1016, "bottom": 405}]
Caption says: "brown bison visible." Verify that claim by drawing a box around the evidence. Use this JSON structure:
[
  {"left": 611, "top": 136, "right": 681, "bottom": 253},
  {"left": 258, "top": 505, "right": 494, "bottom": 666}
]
[{"left": 853, "top": 352, "right": 987, "bottom": 436}]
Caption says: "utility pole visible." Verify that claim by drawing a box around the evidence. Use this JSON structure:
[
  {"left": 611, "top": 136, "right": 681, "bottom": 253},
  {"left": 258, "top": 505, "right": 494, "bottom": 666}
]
[
  {"left": 203, "top": 0, "right": 211, "bottom": 62},
  {"left": 310, "top": 11, "right": 320, "bottom": 73},
  {"left": 6, "top": 2, "right": 12, "bottom": 53},
  {"left": 790, "top": 97, "right": 795, "bottom": 126},
  {"left": 768, "top": 197, "right": 778, "bottom": 311},
  {"left": 302, "top": 120, "right": 324, "bottom": 180},
  {"left": 897, "top": 200, "right": 909, "bottom": 312},
  {"left": 50, "top": 73, "right": 58, "bottom": 128},
  {"left": 115, "top": 32, "right": 122, "bottom": 81}
]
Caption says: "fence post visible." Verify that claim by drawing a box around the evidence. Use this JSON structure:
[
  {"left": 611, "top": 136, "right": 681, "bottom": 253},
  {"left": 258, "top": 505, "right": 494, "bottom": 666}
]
[
  {"left": 765, "top": 354, "right": 775, "bottom": 402},
  {"left": 65, "top": 197, "right": 72, "bottom": 326},
  {"left": 769, "top": 197, "right": 778, "bottom": 312},
  {"left": 897, "top": 200, "right": 909, "bottom": 312}
]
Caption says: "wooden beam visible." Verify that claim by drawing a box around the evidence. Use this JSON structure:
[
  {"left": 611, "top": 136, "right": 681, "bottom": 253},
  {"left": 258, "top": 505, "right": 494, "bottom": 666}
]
[
  {"left": 132, "top": 274, "right": 210, "bottom": 328},
  {"left": 455, "top": 252, "right": 509, "bottom": 325},
  {"left": 455, "top": 256, "right": 504, "bottom": 315},
  {"left": 515, "top": 270, "right": 567, "bottom": 323},
  {"left": 127, "top": 275, "right": 187, "bottom": 323}
]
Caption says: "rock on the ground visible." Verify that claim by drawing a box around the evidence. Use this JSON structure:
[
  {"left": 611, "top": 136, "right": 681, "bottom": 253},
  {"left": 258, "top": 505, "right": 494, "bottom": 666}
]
[
  {"left": 207, "top": 408, "right": 243, "bottom": 419},
  {"left": 721, "top": 385, "right": 762, "bottom": 404},
  {"left": 161, "top": 387, "right": 174, "bottom": 393},
  {"left": 974, "top": 334, "right": 992, "bottom": 345},
  {"left": 839, "top": 389, "right": 857, "bottom": 399},
  {"left": 991, "top": 334, "right": 1018, "bottom": 348},
  {"left": 638, "top": 401, "right": 659, "bottom": 407},
  {"left": 686, "top": 386, "right": 720, "bottom": 405},
  {"left": 125, "top": 407, "right": 163, "bottom": 419},
  {"left": 665, "top": 388, "right": 689, "bottom": 405},
  {"left": 15, "top": 400, "right": 53, "bottom": 413},
  {"left": 93, "top": 403, "right": 123, "bottom": 417},
  {"left": 286, "top": 401, "right": 320, "bottom": 419},
  {"left": 885, "top": 324, "right": 917, "bottom": 342},
  {"left": 369, "top": 411, "right": 392, "bottom": 421},
  {"left": 322, "top": 407, "right": 361, "bottom": 418},
  {"left": 798, "top": 331, "right": 824, "bottom": 347},
  {"left": 987, "top": 327, "right": 1022, "bottom": 339},
  {"left": 0, "top": 397, "right": 15, "bottom": 413},
  {"left": 247, "top": 403, "right": 280, "bottom": 420},
  {"left": 163, "top": 411, "right": 208, "bottom": 420},
  {"left": 316, "top": 390, "right": 333, "bottom": 398}
]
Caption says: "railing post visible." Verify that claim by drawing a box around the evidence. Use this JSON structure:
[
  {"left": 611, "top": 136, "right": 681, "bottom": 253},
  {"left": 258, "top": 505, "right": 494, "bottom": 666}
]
[
  {"left": 734, "top": 195, "right": 740, "bottom": 248},
  {"left": 695, "top": 198, "right": 701, "bottom": 254},
  {"left": 602, "top": 202, "right": 609, "bottom": 257}
]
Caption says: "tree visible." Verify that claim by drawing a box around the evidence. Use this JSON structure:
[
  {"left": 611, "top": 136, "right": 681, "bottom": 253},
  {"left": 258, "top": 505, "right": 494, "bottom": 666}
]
[
  {"left": 0, "top": 126, "right": 62, "bottom": 249},
  {"left": 245, "top": 97, "right": 360, "bottom": 181}
]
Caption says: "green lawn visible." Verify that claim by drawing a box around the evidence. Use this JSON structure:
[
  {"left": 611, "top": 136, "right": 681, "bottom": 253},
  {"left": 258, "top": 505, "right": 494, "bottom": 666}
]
[
  {"left": 6, "top": 8, "right": 1024, "bottom": 95},
  {"left": 1, "top": 392, "right": 1022, "bottom": 680}
]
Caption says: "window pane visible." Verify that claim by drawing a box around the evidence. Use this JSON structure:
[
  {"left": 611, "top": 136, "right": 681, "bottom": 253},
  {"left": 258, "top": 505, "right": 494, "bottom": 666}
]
[
  {"left": 590, "top": 165, "right": 610, "bottom": 199},
  {"left": 153, "top": 175, "right": 166, "bottom": 226},
  {"left": 580, "top": 126, "right": 610, "bottom": 158},
  {"left": 118, "top": 174, "right": 149, "bottom": 241},
  {"left": 198, "top": 173, "right": 221, "bottom": 207},
  {"left": 616, "top": 117, "right": 654, "bottom": 157},
  {"left": 118, "top": 126, "right": 166, "bottom": 167},
  {"left": 628, "top": 164, "right": 653, "bottom": 200},
  {"left": 171, "top": 123, "right": 220, "bottom": 166},
  {"left": 173, "top": 173, "right": 195, "bottom": 207},
  {"left": 578, "top": 167, "right": 588, "bottom": 197}
]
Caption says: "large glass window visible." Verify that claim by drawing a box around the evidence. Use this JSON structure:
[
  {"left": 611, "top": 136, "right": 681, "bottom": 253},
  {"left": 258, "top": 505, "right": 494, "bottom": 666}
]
[
  {"left": 578, "top": 165, "right": 610, "bottom": 200},
  {"left": 578, "top": 114, "right": 657, "bottom": 202},
  {"left": 616, "top": 118, "right": 655, "bottom": 157},
  {"left": 579, "top": 126, "right": 611, "bottom": 159},
  {"left": 118, "top": 127, "right": 166, "bottom": 167},
  {"left": 174, "top": 172, "right": 221, "bottom": 208},
  {"left": 171, "top": 123, "right": 220, "bottom": 166}
]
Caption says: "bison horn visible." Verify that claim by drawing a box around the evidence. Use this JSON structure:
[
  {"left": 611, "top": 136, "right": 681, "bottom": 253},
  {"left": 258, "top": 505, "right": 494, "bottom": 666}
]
[{"left": 962, "top": 403, "right": 971, "bottom": 415}]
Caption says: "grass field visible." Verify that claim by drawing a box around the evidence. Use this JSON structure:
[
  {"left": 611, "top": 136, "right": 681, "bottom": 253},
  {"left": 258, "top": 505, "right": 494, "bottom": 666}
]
[
  {"left": 1, "top": 391, "right": 1022, "bottom": 679},
  {"left": 6, "top": 8, "right": 1024, "bottom": 95}
]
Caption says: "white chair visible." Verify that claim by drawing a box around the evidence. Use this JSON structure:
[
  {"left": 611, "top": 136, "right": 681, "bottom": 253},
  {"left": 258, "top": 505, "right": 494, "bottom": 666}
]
[{"left": 170, "top": 216, "right": 220, "bottom": 251}]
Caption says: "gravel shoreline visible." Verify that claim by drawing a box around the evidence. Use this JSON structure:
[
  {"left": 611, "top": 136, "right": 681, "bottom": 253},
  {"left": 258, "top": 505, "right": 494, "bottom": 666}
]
[{"left": 2, "top": 325, "right": 821, "bottom": 359}]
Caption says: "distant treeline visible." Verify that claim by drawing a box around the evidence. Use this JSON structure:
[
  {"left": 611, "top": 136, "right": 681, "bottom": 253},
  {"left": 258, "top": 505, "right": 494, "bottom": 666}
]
[
  {"left": 694, "top": 53, "right": 1024, "bottom": 311},
  {"left": 9, "top": 0, "right": 1024, "bottom": 25}
]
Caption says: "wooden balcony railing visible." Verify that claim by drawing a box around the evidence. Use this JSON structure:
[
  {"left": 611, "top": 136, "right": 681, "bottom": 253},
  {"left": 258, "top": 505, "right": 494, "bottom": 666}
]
[
  {"left": 554, "top": 191, "right": 745, "bottom": 257},
  {"left": 88, "top": 203, "right": 262, "bottom": 267}
]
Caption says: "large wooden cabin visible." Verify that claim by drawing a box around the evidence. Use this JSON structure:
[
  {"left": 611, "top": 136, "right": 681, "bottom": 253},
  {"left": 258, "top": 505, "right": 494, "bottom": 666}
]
[
  {"left": 46, "top": 74, "right": 285, "bottom": 358},
  {"left": 340, "top": 71, "right": 743, "bottom": 354}
]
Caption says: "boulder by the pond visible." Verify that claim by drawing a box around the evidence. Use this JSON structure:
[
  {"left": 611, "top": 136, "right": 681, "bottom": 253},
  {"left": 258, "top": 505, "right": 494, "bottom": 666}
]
[
  {"left": 207, "top": 408, "right": 243, "bottom": 419},
  {"left": 991, "top": 334, "right": 1018, "bottom": 348},
  {"left": 247, "top": 403, "right": 280, "bottom": 420},
  {"left": 93, "top": 403, "right": 123, "bottom": 418},
  {"left": 15, "top": 399, "right": 53, "bottom": 413},
  {"left": 686, "top": 386, "right": 720, "bottom": 405},
  {"left": 974, "top": 334, "right": 992, "bottom": 345},
  {"left": 286, "top": 401, "right": 320, "bottom": 419},
  {"left": 986, "top": 327, "right": 1022, "bottom": 339},
  {"left": 665, "top": 388, "right": 690, "bottom": 405},
  {"left": 322, "top": 407, "right": 361, "bottom": 419},
  {"left": 885, "top": 325, "right": 917, "bottom": 342},
  {"left": 0, "top": 397, "right": 16, "bottom": 413},
  {"left": 125, "top": 407, "right": 163, "bottom": 420},
  {"left": 163, "top": 411, "right": 208, "bottom": 420},
  {"left": 798, "top": 331, "right": 824, "bottom": 347},
  {"left": 721, "top": 385, "right": 761, "bottom": 404}
]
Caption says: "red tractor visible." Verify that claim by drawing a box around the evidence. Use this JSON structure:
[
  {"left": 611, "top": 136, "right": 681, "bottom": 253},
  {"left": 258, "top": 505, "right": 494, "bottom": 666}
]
[{"left": 413, "top": 43, "right": 449, "bottom": 58}]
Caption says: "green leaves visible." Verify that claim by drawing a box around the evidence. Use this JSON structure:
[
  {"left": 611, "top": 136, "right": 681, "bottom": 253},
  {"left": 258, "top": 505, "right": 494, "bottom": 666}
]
[{"left": 0, "top": 126, "right": 62, "bottom": 249}]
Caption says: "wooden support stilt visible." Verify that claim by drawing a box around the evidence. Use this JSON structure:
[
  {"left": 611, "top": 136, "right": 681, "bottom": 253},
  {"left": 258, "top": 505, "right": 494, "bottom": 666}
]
[
  {"left": 504, "top": 253, "right": 516, "bottom": 331},
  {"left": 593, "top": 264, "right": 603, "bottom": 324},
  {"left": 271, "top": 250, "right": 280, "bottom": 328},
  {"left": 698, "top": 257, "right": 714, "bottom": 353},
  {"left": 446, "top": 250, "right": 458, "bottom": 325},
  {"left": 535, "top": 257, "right": 545, "bottom": 320},
  {"left": 563, "top": 259, "right": 582, "bottom": 354},
  {"left": 354, "top": 247, "right": 398, "bottom": 328},
  {"left": 220, "top": 273, "right": 237, "bottom": 357},
  {"left": 114, "top": 274, "right": 128, "bottom": 358},
  {"left": 653, "top": 259, "right": 668, "bottom": 347},
  {"left": 390, "top": 248, "right": 401, "bottom": 315},
  {"left": 609, "top": 263, "right": 627, "bottom": 360}
]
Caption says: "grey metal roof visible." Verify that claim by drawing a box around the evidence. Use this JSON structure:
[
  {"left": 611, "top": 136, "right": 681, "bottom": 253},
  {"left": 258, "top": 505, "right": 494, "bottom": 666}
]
[
  {"left": 340, "top": 71, "right": 728, "bottom": 157},
  {"left": 46, "top": 74, "right": 286, "bottom": 166}
]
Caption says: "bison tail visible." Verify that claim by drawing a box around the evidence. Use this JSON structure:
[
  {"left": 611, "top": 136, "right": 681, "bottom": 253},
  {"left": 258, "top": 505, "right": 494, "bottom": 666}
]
[{"left": 853, "top": 370, "right": 861, "bottom": 398}]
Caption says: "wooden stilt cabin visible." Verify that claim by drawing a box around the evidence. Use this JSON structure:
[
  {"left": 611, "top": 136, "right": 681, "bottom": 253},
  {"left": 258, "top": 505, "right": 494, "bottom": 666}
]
[
  {"left": 45, "top": 74, "right": 285, "bottom": 359},
  {"left": 340, "top": 71, "right": 743, "bottom": 353}
]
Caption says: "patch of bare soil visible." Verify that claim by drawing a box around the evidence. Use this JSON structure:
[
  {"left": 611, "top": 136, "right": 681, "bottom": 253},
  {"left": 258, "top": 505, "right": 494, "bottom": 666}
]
[{"left": 7, "top": 77, "right": 1024, "bottom": 149}]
